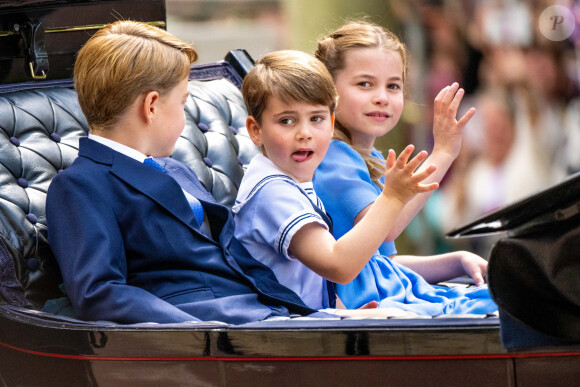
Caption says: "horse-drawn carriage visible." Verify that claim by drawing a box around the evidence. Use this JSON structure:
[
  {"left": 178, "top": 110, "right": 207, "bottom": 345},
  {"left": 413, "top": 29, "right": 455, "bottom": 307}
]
[{"left": 1, "top": 1, "right": 579, "bottom": 385}]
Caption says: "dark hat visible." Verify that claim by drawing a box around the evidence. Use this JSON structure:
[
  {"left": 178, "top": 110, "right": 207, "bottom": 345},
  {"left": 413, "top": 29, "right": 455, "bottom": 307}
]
[{"left": 447, "top": 172, "right": 580, "bottom": 341}]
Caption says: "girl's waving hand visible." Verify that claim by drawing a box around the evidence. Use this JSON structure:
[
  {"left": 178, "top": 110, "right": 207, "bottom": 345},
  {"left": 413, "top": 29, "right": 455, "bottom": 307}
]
[{"left": 432, "top": 82, "right": 476, "bottom": 158}]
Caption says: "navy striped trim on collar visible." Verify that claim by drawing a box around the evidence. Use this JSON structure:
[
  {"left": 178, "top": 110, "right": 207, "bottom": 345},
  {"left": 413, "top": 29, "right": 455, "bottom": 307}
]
[{"left": 235, "top": 174, "right": 294, "bottom": 205}]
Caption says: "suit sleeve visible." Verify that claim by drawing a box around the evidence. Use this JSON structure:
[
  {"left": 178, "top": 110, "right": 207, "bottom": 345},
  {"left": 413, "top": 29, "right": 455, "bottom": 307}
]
[{"left": 46, "top": 170, "right": 198, "bottom": 324}]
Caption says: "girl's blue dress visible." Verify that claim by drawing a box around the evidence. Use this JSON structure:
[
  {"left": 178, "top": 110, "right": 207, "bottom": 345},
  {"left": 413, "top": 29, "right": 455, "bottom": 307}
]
[{"left": 313, "top": 140, "right": 497, "bottom": 315}]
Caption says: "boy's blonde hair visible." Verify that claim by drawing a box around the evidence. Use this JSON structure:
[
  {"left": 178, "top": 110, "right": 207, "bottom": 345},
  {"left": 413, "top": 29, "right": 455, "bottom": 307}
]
[
  {"left": 242, "top": 50, "right": 337, "bottom": 123},
  {"left": 315, "top": 21, "right": 408, "bottom": 188},
  {"left": 74, "top": 20, "right": 198, "bottom": 131}
]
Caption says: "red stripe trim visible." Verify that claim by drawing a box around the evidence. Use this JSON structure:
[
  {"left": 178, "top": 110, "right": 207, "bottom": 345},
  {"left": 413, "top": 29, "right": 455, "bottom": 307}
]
[{"left": 2, "top": 340, "right": 580, "bottom": 362}]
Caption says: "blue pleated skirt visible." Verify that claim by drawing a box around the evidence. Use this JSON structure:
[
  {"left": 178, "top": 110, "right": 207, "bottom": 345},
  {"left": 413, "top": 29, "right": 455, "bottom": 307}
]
[{"left": 337, "top": 254, "right": 497, "bottom": 315}]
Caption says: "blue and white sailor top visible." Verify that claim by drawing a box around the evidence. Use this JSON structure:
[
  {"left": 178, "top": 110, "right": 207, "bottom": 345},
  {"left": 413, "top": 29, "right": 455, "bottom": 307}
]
[{"left": 232, "top": 154, "right": 331, "bottom": 309}]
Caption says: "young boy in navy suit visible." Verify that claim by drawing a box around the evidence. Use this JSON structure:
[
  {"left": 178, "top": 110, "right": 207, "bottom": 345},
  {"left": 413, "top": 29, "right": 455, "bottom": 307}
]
[{"left": 46, "top": 21, "right": 323, "bottom": 324}]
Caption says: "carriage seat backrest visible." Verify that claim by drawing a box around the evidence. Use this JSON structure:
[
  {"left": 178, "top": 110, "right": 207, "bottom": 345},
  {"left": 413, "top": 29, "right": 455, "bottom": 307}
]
[{"left": 0, "top": 72, "right": 258, "bottom": 309}]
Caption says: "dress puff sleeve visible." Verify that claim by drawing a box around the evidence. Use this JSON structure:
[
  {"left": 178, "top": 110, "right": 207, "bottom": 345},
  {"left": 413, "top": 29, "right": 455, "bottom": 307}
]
[{"left": 313, "top": 140, "right": 383, "bottom": 240}]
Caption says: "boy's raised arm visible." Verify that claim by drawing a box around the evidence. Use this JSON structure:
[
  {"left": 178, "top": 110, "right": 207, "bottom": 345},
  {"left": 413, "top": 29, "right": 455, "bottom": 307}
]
[{"left": 290, "top": 145, "right": 437, "bottom": 284}]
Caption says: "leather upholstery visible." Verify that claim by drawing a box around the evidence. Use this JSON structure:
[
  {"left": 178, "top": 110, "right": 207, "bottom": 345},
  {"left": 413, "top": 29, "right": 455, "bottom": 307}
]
[{"left": 0, "top": 78, "right": 258, "bottom": 308}]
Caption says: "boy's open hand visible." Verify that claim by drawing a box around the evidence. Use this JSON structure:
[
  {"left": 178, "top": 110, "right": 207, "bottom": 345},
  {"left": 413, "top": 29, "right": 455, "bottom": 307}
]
[
  {"left": 432, "top": 82, "right": 476, "bottom": 159},
  {"left": 382, "top": 145, "right": 439, "bottom": 204}
]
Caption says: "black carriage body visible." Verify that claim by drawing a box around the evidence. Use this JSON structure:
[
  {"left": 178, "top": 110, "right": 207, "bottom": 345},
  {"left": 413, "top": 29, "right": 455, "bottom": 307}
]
[
  {"left": 0, "top": 0, "right": 166, "bottom": 84},
  {"left": 448, "top": 171, "right": 580, "bottom": 350}
]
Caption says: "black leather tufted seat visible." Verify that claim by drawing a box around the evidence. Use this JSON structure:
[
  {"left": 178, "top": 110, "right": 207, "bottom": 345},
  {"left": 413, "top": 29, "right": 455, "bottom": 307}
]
[{"left": 0, "top": 68, "right": 258, "bottom": 310}]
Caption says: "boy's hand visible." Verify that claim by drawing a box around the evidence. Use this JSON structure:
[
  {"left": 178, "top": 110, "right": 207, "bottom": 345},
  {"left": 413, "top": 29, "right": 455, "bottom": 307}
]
[
  {"left": 432, "top": 82, "right": 476, "bottom": 159},
  {"left": 459, "top": 251, "right": 488, "bottom": 287},
  {"left": 382, "top": 145, "right": 439, "bottom": 204}
]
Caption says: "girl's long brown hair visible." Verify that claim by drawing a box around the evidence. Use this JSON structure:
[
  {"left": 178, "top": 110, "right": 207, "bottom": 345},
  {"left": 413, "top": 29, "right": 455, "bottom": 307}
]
[{"left": 315, "top": 20, "right": 408, "bottom": 188}]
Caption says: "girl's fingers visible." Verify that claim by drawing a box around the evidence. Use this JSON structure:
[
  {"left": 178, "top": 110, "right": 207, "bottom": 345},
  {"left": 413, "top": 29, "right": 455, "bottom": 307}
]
[
  {"left": 433, "top": 86, "right": 449, "bottom": 114},
  {"left": 435, "top": 86, "right": 449, "bottom": 100},
  {"left": 436, "top": 83, "right": 464, "bottom": 119},
  {"left": 447, "top": 87, "right": 466, "bottom": 115},
  {"left": 442, "top": 83, "right": 459, "bottom": 105},
  {"left": 457, "top": 107, "right": 476, "bottom": 129}
]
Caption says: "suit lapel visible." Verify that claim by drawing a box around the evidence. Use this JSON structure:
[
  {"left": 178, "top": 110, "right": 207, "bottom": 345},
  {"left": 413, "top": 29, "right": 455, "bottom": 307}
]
[
  {"left": 153, "top": 157, "right": 236, "bottom": 243},
  {"left": 156, "top": 157, "right": 217, "bottom": 204},
  {"left": 80, "top": 138, "right": 233, "bottom": 244},
  {"left": 110, "top": 154, "right": 204, "bottom": 232},
  {"left": 80, "top": 139, "right": 200, "bottom": 236}
]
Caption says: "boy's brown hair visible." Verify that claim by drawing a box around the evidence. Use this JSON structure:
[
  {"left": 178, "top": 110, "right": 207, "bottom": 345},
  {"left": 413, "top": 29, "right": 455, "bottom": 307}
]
[
  {"left": 74, "top": 20, "right": 198, "bottom": 131},
  {"left": 242, "top": 50, "right": 337, "bottom": 123}
]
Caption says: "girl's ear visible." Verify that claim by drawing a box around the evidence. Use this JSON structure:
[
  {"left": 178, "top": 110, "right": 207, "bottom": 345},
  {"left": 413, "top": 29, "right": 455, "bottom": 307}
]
[
  {"left": 142, "top": 90, "right": 160, "bottom": 125},
  {"left": 246, "top": 116, "right": 263, "bottom": 146}
]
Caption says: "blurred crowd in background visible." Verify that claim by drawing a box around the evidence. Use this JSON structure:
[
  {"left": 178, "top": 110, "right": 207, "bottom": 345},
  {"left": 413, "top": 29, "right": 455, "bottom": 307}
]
[{"left": 167, "top": 0, "right": 580, "bottom": 259}]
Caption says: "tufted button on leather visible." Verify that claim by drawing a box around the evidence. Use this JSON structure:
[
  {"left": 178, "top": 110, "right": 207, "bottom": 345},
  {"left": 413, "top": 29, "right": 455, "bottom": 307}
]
[
  {"left": 198, "top": 122, "right": 209, "bottom": 132},
  {"left": 50, "top": 133, "right": 61, "bottom": 142},
  {"left": 10, "top": 137, "right": 20, "bottom": 146},
  {"left": 26, "top": 213, "right": 38, "bottom": 224},
  {"left": 27, "top": 257, "right": 39, "bottom": 271},
  {"left": 229, "top": 125, "right": 238, "bottom": 135},
  {"left": 203, "top": 157, "right": 213, "bottom": 168},
  {"left": 237, "top": 156, "right": 243, "bottom": 166},
  {"left": 58, "top": 169, "right": 64, "bottom": 174},
  {"left": 17, "top": 178, "right": 28, "bottom": 188}
]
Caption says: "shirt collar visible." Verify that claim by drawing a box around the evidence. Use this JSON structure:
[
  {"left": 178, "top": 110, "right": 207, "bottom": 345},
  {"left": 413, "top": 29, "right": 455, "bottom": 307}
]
[{"left": 88, "top": 133, "right": 148, "bottom": 163}]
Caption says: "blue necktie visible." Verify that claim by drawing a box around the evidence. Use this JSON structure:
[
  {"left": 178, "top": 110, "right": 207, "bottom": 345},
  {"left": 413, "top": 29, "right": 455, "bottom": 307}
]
[{"left": 144, "top": 158, "right": 205, "bottom": 225}]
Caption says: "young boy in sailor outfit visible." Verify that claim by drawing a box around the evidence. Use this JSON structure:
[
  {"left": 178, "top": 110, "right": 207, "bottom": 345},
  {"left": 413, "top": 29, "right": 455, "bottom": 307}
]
[{"left": 233, "top": 50, "right": 438, "bottom": 311}]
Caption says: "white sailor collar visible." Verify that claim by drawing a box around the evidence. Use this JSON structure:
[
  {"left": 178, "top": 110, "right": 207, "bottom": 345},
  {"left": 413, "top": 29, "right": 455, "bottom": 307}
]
[{"left": 232, "top": 154, "right": 317, "bottom": 213}]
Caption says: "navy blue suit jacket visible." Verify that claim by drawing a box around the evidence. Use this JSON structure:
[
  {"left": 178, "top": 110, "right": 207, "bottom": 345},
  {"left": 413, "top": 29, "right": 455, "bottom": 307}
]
[{"left": 46, "top": 138, "right": 317, "bottom": 324}]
